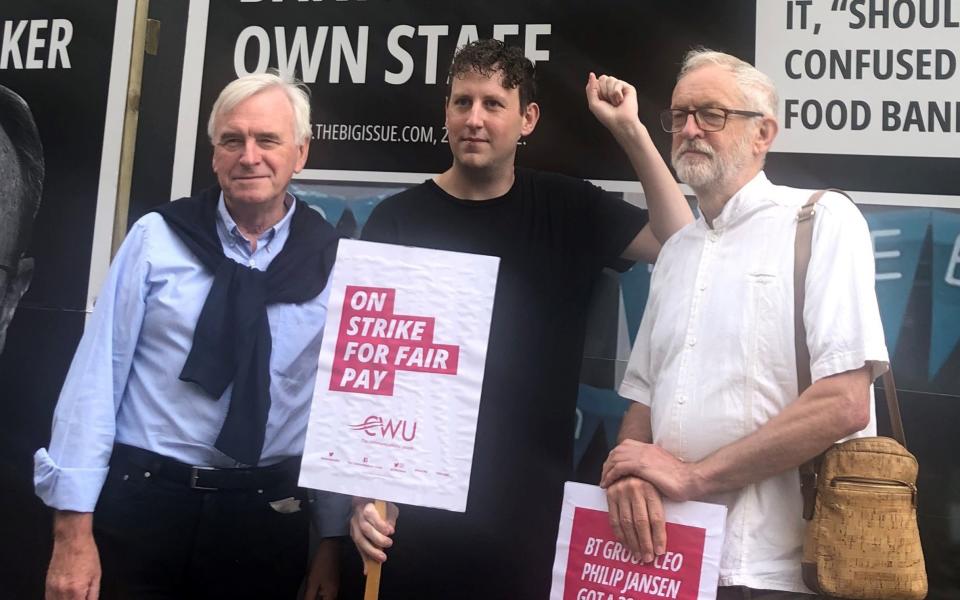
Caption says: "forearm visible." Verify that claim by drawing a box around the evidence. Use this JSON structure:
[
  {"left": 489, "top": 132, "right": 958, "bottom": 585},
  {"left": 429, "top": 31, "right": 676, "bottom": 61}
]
[
  {"left": 53, "top": 510, "right": 94, "bottom": 542},
  {"left": 617, "top": 402, "right": 653, "bottom": 444},
  {"left": 46, "top": 510, "right": 101, "bottom": 598},
  {"left": 610, "top": 119, "right": 692, "bottom": 245},
  {"left": 690, "top": 367, "right": 871, "bottom": 497}
]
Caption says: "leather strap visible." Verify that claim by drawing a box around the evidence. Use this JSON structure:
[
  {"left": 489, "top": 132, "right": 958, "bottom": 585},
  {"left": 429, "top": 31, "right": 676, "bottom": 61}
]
[
  {"left": 795, "top": 190, "right": 907, "bottom": 520},
  {"left": 882, "top": 369, "right": 906, "bottom": 446},
  {"left": 793, "top": 191, "right": 822, "bottom": 397}
]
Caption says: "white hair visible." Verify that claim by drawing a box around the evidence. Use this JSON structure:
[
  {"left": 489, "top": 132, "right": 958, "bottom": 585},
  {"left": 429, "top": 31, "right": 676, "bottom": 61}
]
[
  {"left": 679, "top": 49, "right": 778, "bottom": 118},
  {"left": 207, "top": 72, "right": 312, "bottom": 144}
]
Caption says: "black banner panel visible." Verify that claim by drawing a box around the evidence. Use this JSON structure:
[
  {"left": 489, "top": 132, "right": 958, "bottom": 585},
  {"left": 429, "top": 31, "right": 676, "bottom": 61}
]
[{"left": 0, "top": 1, "right": 123, "bottom": 595}]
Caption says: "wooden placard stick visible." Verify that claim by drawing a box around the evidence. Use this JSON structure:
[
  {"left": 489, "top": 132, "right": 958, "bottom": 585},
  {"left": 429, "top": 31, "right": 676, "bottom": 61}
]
[{"left": 363, "top": 500, "right": 388, "bottom": 600}]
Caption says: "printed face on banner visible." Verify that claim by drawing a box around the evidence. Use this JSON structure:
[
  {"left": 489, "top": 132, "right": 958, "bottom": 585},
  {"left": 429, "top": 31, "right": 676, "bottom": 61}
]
[
  {"left": 0, "top": 85, "right": 42, "bottom": 355},
  {"left": 670, "top": 66, "right": 758, "bottom": 191},
  {"left": 445, "top": 69, "right": 539, "bottom": 173},
  {"left": 211, "top": 87, "right": 308, "bottom": 211},
  {"left": 0, "top": 123, "right": 30, "bottom": 354}
]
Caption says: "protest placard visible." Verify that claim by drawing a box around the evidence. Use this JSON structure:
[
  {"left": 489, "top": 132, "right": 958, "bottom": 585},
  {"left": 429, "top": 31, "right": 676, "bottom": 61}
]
[
  {"left": 551, "top": 482, "right": 726, "bottom": 600},
  {"left": 299, "top": 239, "right": 498, "bottom": 512}
]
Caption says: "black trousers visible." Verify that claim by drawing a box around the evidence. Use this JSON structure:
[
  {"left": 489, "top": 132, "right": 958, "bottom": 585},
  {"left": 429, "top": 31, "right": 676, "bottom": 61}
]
[{"left": 94, "top": 447, "right": 309, "bottom": 600}]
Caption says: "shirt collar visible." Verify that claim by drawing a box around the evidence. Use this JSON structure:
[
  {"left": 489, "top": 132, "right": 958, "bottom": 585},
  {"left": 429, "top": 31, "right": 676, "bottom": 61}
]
[
  {"left": 698, "top": 170, "right": 771, "bottom": 231},
  {"left": 216, "top": 192, "right": 297, "bottom": 248}
]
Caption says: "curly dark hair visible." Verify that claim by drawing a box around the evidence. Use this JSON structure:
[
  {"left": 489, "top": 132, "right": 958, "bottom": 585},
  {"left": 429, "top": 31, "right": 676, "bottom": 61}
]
[{"left": 448, "top": 39, "right": 537, "bottom": 111}]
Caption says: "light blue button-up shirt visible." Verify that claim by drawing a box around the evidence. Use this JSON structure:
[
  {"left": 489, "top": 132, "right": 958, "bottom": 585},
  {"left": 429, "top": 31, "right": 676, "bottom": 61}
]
[{"left": 34, "top": 196, "right": 347, "bottom": 533}]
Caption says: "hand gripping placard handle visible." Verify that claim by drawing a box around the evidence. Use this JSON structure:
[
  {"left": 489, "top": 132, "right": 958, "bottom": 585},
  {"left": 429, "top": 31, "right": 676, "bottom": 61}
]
[{"left": 363, "top": 500, "right": 387, "bottom": 600}]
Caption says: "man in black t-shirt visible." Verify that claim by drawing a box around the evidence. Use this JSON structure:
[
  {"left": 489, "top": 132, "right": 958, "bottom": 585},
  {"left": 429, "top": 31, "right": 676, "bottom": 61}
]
[{"left": 346, "top": 40, "right": 692, "bottom": 599}]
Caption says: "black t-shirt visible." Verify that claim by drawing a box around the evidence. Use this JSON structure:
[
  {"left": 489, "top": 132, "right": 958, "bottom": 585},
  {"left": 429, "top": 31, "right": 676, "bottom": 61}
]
[{"left": 353, "top": 168, "right": 647, "bottom": 599}]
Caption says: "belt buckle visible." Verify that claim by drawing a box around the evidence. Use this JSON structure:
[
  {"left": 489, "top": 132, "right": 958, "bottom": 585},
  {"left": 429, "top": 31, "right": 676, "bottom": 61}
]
[{"left": 190, "top": 466, "right": 219, "bottom": 491}]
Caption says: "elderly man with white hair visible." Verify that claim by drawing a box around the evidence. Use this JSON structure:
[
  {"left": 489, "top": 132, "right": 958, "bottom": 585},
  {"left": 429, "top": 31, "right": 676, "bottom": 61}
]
[
  {"left": 35, "top": 73, "right": 348, "bottom": 600},
  {"left": 600, "top": 50, "right": 888, "bottom": 599}
]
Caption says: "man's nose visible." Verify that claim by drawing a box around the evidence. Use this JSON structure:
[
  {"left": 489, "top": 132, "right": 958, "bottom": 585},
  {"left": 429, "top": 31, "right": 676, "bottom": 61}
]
[
  {"left": 465, "top": 102, "right": 484, "bottom": 128},
  {"left": 239, "top": 138, "right": 261, "bottom": 165},
  {"left": 678, "top": 113, "right": 704, "bottom": 139}
]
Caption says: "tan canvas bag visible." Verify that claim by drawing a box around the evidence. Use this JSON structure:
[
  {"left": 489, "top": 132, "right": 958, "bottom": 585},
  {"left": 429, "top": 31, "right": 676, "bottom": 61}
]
[{"left": 793, "top": 190, "right": 927, "bottom": 599}]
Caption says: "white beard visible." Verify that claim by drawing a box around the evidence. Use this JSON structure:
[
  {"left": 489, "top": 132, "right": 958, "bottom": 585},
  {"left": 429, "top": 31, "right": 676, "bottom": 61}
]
[{"left": 672, "top": 134, "right": 752, "bottom": 190}]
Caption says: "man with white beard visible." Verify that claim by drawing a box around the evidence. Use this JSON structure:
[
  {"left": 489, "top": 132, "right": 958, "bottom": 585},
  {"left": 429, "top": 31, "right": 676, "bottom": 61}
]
[{"left": 598, "top": 49, "right": 888, "bottom": 599}]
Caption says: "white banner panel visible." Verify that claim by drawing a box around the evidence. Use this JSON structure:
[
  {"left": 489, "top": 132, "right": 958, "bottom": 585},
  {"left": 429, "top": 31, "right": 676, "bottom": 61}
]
[
  {"left": 756, "top": 0, "right": 960, "bottom": 158},
  {"left": 551, "top": 482, "right": 727, "bottom": 600},
  {"left": 300, "top": 239, "right": 499, "bottom": 512}
]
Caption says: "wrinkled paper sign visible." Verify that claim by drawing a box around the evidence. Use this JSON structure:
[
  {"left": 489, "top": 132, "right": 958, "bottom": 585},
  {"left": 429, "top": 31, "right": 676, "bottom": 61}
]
[
  {"left": 551, "top": 482, "right": 727, "bottom": 600},
  {"left": 300, "top": 239, "right": 499, "bottom": 512}
]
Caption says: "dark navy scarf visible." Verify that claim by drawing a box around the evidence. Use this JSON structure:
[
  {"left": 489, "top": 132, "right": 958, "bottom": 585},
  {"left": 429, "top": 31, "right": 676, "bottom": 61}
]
[{"left": 154, "top": 185, "right": 339, "bottom": 465}]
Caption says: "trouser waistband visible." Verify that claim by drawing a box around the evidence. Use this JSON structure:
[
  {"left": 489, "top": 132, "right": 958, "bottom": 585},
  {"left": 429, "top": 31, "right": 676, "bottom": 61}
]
[{"left": 109, "top": 443, "right": 301, "bottom": 491}]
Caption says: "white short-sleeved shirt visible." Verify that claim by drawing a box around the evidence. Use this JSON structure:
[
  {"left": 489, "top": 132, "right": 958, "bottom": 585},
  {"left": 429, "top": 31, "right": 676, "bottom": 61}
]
[{"left": 619, "top": 171, "right": 889, "bottom": 593}]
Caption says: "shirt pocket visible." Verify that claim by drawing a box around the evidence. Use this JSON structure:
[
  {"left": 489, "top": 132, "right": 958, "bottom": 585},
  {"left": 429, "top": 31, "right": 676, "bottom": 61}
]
[{"left": 266, "top": 302, "right": 327, "bottom": 393}]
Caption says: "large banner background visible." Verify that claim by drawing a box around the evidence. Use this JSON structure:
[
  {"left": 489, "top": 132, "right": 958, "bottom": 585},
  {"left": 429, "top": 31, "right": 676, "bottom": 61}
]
[
  {"left": 0, "top": 0, "right": 957, "bottom": 597},
  {"left": 0, "top": 1, "right": 130, "bottom": 595},
  {"left": 172, "top": 2, "right": 960, "bottom": 398},
  {"left": 171, "top": 4, "right": 958, "bottom": 596},
  {"left": 174, "top": 0, "right": 757, "bottom": 193}
]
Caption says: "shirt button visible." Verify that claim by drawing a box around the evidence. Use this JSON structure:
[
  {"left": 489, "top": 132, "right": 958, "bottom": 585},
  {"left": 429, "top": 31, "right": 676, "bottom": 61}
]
[
  {"left": 248, "top": 259, "right": 256, "bottom": 267},
  {"left": 677, "top": 395, "right": 686, "bottom": 405},
  {"left": 707, "top": 231, "right": 719, "bottom": 242},
  {"left": 687, "top": 337, "right": 697, "bottom": 347}
]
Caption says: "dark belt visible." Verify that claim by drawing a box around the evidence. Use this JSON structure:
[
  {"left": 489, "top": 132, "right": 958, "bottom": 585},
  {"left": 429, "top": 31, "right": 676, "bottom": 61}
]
[{"left": 110, "top": 443, "right": 301, "bottom": 491}]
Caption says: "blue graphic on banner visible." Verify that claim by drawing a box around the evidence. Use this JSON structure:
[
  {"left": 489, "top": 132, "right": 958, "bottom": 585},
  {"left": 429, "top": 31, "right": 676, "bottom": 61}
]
[
  {"left": 350, "top": 191, "right": 405, "bottom": 229},
  {"left": 349, "top": 195, "right": 387, "bottom": 229},
  {"left": 620, "top": 262, "right": 653, "bottom": 345},
  {"left": 929, "top": 210, "right": 960, "bottom": 381},
  {"left": 293, "top": 188, "right": 347, "bottom": 225},
  {"left": 575, "top": 262, "right": 652, "bottom": 468},
  {"left": 575, "top": 384, "right": 630, "bottom": 467},
  {"left": 863, "top": 209, "right": 930, "bottom": 356}
]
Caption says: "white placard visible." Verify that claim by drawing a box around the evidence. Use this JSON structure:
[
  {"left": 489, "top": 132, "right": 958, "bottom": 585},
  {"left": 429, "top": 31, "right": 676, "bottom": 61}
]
[
  {"left": 299, "top": 239, "right": 499, "bottom": 512},
  {"left": 551, "top": 482, "right": 727, "bottom": 600},
  {"left": 756, "top": 0, "right": 960, "bottom": 158}
]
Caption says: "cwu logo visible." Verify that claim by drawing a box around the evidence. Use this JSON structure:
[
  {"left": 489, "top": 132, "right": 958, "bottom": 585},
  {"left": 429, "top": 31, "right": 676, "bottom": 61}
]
[{"left": 350, "top": 415, "right": 418, "bottom": 442}]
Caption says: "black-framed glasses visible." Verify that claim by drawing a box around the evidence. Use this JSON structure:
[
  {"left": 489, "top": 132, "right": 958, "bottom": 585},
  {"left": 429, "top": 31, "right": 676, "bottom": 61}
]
[{"left": 659, "top": 107, "right": 764, "bottom": 133}]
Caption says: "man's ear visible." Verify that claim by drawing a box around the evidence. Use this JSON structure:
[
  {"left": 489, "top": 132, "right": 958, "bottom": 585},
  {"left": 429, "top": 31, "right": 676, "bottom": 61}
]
[
  {"left": 754, "top": 116, "right": 779, "bottom": 155},
  {"left": 7, "top": 256, "right": 33, "bottom": 307},
  {"left": 0, "top": 256, "right": 33, "bottom": 353},
  {"left": 521, "top": 102, "right": 540, "bottom": 137},
  {"left": 294, "top": 139, "right": 310, "bottom": 173}
]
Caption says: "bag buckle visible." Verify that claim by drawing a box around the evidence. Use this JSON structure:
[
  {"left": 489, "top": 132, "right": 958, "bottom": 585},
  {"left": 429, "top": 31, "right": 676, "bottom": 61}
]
[{"left": 797, "top": 202, "right": 817, "bottom": 222}]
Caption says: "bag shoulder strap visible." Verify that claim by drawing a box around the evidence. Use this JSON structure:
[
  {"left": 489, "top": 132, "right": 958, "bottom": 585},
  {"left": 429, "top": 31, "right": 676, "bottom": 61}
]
[{"left": 795, "top": 189, "right": 907, "bottom": 518}]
